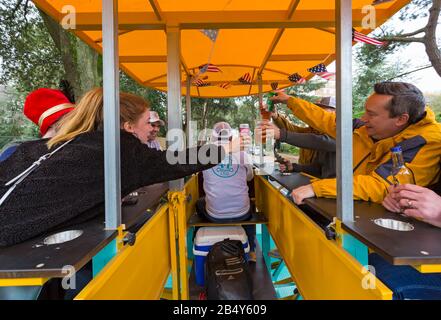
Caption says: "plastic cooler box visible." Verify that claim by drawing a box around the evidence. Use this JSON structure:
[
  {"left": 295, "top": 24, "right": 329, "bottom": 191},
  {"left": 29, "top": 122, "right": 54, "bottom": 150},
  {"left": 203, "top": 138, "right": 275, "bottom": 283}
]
[{"left": 193, "top": 226, "right": 250, "bottom": 286}]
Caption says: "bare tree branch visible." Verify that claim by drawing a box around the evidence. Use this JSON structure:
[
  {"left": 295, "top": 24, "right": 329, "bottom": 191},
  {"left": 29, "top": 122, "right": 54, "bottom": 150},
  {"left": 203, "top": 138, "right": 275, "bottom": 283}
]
[
  {"left": 387, "top": 64, "right": 432, "bottom": 81},
  {"left": 398, "top": 27, "right": 427, "bottom": 37},
  {"left": 380, "top": 0, "right": 441, "bottom": 78},
  {"left": 382, "top": 36, "right": 426, "bottom": 43},
  {"left": 23, "top": 0, "right": 30, "bottom": 18}
]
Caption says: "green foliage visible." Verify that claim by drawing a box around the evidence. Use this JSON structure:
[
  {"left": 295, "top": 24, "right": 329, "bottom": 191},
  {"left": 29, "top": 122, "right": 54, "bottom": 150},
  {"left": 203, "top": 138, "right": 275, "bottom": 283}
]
[
  {"left": 188, "top": 80, "right": 326, "bottom": 136},
  {"left": 120, "top": 72, "right": 167, "bottom": 134},
  {"left": 352, "top": 41, "right": 408, "bottom": 115},
  {"left": 287, "top": 79, "right": 327, "bottom": 102},
  {"left": 279, "top": 143, "right": 299, "bottom": 156},
  {"left": 0, "top": 87, "right": 39, "bottom": 148},
  {"left": 0, "top": 1, "right": 64, "bottom": 92},
  {"left": 189, "top": 97, "right": 241, "bottom": 131},
  {"left": 271, "top": 80, "right": 328, "bottom": 127},
  {"left": 0, "top": 1, "right": 63, "bottom": 147}
]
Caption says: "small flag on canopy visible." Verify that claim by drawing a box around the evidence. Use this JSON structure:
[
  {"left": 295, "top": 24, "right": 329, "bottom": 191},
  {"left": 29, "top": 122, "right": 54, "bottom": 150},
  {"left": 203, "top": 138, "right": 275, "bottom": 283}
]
[
  {"left": 238, "top": 72, "right": 252, "bottom": 84},
  {"left": 219, "top": 82, "right": 232, "bottom": 89},
  {"left": 193, "top": 79, "right": 211, "bottom": 87},
  {"left": 200, "top": 29, "right": 219, "bottom": 42},
  {"left": 192, "top": 75, "right": 210, "bottom": 87},
  {"left": 288, "top": 73, "right": 306, "bottom": 84},
  {"left": 199, "top": 63, "right": 221, "bottom": 73},
  {"left": 352, "top": 29, "right": 386, "bottom": 46},
  {"left": 307, "top": 63, "right": 335, "bottom": 81},
  {"left": 271, "top": 82, "right": 279, "bottom": 90},
  {"left": 192, "top": 74, "right": 208, "bottom": 82}
]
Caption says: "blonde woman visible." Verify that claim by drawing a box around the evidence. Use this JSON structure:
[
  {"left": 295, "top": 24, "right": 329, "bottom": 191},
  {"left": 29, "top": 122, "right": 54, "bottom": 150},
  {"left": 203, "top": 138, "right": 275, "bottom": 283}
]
[{"left": 0, "top": 88, "right": 239, "bottom": 246}]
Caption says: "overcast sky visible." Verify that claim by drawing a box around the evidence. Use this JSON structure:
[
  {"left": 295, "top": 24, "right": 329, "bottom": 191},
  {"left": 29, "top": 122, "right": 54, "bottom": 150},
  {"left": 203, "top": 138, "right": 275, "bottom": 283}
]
[
  {"left": 324, "top": 5, "right": 441, "bottom": 94},
  {"left": 370, "top": 7, "right": 441, "bottom": 93}
]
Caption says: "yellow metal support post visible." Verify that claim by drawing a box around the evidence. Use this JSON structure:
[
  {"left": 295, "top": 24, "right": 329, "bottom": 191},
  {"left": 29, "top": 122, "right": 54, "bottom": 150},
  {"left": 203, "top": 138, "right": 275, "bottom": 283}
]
[
  {"left": 169, "top": 190, "right": 189, "bottom": 300},
  {"left": 168, "top": 192, "right": 180, "bottom": 300}
]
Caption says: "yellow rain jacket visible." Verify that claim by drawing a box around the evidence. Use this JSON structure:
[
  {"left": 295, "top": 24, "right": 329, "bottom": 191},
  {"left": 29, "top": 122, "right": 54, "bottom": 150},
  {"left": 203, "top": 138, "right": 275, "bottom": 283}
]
[{"left": 287, "top": 97, "right": 441, "bottom": 203}]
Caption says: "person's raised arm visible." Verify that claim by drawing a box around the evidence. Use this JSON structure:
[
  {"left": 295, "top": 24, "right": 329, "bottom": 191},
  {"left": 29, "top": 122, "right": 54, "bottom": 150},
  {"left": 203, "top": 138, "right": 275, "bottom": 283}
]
[
  {"left": 125, "top": 144, "right": 225, "bottom": 187},
  {"left": 280, "top": 130, "right": 336, "bottom": 152},
  {"left": 120, "top": 134, "right": 248, "bottom": 188},
  {"left": 271, "top": 91, "right": 337, "bottom": 138}
]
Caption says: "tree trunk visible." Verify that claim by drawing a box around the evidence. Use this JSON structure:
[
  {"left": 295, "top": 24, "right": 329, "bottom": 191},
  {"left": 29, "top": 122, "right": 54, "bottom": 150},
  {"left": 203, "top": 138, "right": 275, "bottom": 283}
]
[
  {"left": 424, "top": 0, "right": 441, "bottom": 77},
  {"left": 381, "top": 0, "right": 441, "bottom": 78},
  {"left": 39, "top": 10, "right": 102, "bottom": 99}
]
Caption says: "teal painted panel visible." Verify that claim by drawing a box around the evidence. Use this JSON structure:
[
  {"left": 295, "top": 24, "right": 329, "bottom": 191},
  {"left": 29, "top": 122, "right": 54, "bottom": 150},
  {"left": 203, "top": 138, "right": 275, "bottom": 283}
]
[
  {"left": 342, "top": 234, "right": 368, "bottom": 266},
  {"left": 92, "top": 239, "right": 117, "bottom": 277},
  {"left": 187, "top": 227, "right": 194, "bottom": 260}
]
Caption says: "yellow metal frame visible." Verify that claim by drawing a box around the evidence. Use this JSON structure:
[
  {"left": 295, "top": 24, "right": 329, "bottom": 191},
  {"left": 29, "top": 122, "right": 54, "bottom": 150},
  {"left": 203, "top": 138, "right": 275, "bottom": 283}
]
[
  {"left": 185, "top": 175, "right": 200, "bottom": 222},
  {"left": 0, "top": 278, "right": 49, "bottom": 287},
  {"left": 169, "top": 190, "right": 187, "bottom": 300},
  {"left": 255, "top": 176, "right": 393, "bottom": 300},
  {"left": 167, "top": 192, "right": 180, "bottom": 300},
  {"left": 0, "top": 177, "right": 198, "bottom": 299},
  {"left": 174, "top": 175, "right": 200, "bottom": 300},
  {"left": 75, "top": 204, "right": 172, "bottom": 300},
  {"left": 413, "top": 264, "right": 441, "bottom": 274}
]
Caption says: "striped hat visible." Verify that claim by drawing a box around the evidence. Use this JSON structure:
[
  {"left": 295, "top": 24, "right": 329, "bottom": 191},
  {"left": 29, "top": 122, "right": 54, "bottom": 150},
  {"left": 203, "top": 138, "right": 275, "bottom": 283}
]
[{"left": 23, "top": 88, "right": 75, "bottom": 136}]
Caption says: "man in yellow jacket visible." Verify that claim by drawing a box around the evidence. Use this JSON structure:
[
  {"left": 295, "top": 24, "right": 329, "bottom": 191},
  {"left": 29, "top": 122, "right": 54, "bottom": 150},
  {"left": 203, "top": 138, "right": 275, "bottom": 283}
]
[{"left": 269, "top": 82, "right": 441, "bottom": 204}]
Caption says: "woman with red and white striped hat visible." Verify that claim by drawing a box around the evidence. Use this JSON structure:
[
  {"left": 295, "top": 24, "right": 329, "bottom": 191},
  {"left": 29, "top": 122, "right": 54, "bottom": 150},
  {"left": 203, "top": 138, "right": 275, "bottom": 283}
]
[{"left": 0, "top": 86, "right": 75, "bottom": 162}]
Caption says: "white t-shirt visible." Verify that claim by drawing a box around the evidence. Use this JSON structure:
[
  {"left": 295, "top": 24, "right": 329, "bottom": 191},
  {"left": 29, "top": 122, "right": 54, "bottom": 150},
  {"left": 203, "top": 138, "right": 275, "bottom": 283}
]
[
  {"left": 146, "top": 139, "right": 161, "bottom": 151},
  {"left": 203, "top": 147, "right": 253, "bottom": 219}
]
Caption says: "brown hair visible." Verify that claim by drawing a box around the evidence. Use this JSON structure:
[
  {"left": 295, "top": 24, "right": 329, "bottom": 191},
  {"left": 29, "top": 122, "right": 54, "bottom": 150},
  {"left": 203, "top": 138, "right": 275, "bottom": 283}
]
[
  {"left": 47, "top": 88, "right": 149, "bottom": 148},
  {"left": 374, "top": 82, "right": 426, "bottom": 124}
]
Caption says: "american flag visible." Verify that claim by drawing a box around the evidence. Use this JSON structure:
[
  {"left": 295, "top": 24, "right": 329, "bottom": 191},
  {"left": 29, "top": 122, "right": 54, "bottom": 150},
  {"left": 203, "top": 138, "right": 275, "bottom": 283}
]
[
  {"left": 238, "top": 72, "right": 252, "bottom": 84},
  {"left": 199, "top": 63, "right": 221, "bottom": 73},
  {"left": 372, "top": 0, "right": 393, "bottom": 5},
  {"left": 307, "top": 63, "right": 335, "bottom": 81},
  {"left": 193, "top": 79, "right": 211, "bottom": 87},
  {"left": 271, "top": 82, "right": 279, "bottom": 90},
  {"left": 192, "top": 77, "right": 211, "bottom": 87},
  {"left": 219, "top": 82, "right": 231, "bottom": 89},
  {"left": 200, "top": 29, "right": 219, "bottom": 42},
  {"left": 352, "top": 29, "right": 386, "bottom": 46},
  {"left": 288, "top": 73, "right": 306, "bottom": 84}
]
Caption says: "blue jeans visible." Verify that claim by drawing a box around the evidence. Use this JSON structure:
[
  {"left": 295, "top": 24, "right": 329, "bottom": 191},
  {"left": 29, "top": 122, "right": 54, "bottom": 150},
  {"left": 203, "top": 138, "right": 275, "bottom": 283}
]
[
  {"left": 369, "top": 253, "right": 441, "bottom": 300},
  {"left": 196, "top": 198, "right": 256, "bottom": 252}
]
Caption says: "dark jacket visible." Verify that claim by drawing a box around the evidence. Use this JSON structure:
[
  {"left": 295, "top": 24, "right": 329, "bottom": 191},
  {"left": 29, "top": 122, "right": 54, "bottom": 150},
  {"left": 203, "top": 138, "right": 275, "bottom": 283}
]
[
  {"left": 279, "top": 129, "right": 336, "bottom": 178},
  {"left": 0, "top": 130, "right": 224, "bottom": 246}
]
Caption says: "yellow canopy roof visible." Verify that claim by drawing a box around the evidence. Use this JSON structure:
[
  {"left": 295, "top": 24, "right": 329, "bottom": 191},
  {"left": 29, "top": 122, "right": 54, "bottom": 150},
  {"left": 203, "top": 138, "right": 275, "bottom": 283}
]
[{"left": 33, "top": 0, "right": 410, "bottom": 98}]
